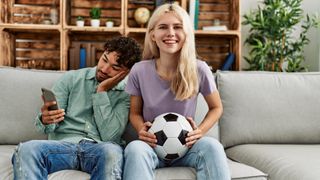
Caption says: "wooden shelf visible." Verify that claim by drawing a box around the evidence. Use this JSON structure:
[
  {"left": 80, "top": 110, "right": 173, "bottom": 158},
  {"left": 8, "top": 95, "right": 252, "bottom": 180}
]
[
  {"left": 125, "top": 27, "right": 147, "bottom": 34},
  {"left": 195, "top": 30, "right": 240, "bottom": 36},
  {"left": 0, "top": 0, "right": 241, "bottom": 71},
  {"left": 0, "top": 23, "right": 61, "bottom": 32},
  {"left": 64, "top": 25, "right": 123, "bottom": 33}
]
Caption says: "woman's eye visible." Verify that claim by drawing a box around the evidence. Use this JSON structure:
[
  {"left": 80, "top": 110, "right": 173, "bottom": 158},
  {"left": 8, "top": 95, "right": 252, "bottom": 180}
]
[{"left": 174, "top": 26, "right": 182, "bottom": 29}]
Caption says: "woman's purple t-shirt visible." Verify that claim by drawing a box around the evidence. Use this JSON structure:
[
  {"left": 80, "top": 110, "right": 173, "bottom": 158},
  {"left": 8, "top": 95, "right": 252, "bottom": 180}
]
[{"left": 125, "top": 59, "right": 217, "bottom": 122}]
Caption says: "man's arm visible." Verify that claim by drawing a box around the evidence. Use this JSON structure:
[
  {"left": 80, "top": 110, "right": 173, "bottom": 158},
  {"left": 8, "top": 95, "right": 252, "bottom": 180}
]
[
  {"left": 92, "top": 91, "right": 130, "bottom": 144},
  {"left": 35, "top": 73, "right": 71, "bottom": 134}
]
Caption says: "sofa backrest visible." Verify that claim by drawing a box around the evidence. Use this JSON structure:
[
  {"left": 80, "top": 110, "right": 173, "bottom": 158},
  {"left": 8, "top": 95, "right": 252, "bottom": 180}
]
[
  {"left": 0, "top": 66, "right": 64, "bottom": 145},
  {"left": 217, "top": 71, "right": 320, "bottom": 148},
  {"left": 0, "top": 66, "right": 218, "bottom": 145}
]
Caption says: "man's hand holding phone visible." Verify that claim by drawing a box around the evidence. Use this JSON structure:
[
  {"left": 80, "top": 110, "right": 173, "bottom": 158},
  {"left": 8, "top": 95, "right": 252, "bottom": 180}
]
[{"left": 41, "top": 88, "right": 65, "bottom": 125}]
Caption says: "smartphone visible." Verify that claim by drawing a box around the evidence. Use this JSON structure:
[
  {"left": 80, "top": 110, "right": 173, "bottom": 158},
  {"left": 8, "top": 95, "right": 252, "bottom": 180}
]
[{"left": 41, "top": 88, "right": 59, "bottom": 110}]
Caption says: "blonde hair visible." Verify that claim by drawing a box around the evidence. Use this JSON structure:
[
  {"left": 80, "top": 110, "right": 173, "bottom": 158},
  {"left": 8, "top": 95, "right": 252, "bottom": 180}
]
[{"left": 143, "top": 3, "right": 199, "bottom": 101}]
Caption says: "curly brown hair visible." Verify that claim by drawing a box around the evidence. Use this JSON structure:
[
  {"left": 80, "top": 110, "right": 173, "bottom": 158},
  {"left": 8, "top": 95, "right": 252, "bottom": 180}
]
[{"left": 104, "top": 36, "right": 142, "bottom": 69}]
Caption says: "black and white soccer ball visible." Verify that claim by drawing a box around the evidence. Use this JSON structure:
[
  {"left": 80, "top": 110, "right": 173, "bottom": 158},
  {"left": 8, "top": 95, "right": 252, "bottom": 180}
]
[{"left": 148, "top": 112, "right": 193, "bottom": 161}]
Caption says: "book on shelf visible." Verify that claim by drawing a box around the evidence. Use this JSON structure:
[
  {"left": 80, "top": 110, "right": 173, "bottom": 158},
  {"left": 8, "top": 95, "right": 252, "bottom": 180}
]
[
  {"left": 79, "top": 46, "right": 86, "bottom": 69},
  {"left": 85, "top": 43, "right": 96, "bottom": 67},
  {"left": 69, "top": 42, "right": 80, "bottom": 70},
  {"left": 155, "top": 0, "right": 166, "bottom": 7},
  {"left": 189, "top": 0, "right": 199, "bottom": 30},
  {"left": 69, "top": 43, "right": 98, "bottom": 70},
  {"left": 155, "top": 0, "right": 180, "bottom": 6},
  {"left": 220, "top": 52, "right": 235, "bottom": 71},
  {"left": 202, "top": 25, "right": 228, "bottom": 31}
]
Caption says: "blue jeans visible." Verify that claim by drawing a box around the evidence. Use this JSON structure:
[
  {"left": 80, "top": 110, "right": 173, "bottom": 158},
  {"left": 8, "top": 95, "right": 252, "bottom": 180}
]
[
  {"left": 12, "top": 139, "right": 123, "bottom": 180},
  {"left": 123, "top": 137, "right": 230, "bottom": 180}
]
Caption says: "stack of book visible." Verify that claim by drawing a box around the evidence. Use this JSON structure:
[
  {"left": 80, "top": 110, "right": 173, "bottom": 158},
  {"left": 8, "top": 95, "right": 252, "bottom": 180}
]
[
  {"left": 202, "top": 25, "right": 228, "bottom": 31},
  {"left": 189, "top": 0, "right": 199, "bottom": 30},
  {"left": 69, "top": 42, "right": 103, "bottom": 70}
]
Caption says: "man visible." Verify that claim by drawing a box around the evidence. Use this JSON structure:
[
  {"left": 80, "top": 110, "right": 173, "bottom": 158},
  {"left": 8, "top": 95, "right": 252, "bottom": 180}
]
[{"left": 12, "top": 37, "right": 141, "bottom": 180}]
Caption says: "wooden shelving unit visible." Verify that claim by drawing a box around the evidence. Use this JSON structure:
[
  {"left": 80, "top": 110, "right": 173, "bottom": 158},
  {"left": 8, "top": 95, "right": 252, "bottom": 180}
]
[{"left": 0, "top": 0, "right": 240, "bottom": 71}]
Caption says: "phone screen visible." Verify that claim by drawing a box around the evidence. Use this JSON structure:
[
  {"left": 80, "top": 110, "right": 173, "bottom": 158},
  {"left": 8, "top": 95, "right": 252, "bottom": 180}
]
[{"left": 41, "top": 88, "right": 59, "bottom": 110}]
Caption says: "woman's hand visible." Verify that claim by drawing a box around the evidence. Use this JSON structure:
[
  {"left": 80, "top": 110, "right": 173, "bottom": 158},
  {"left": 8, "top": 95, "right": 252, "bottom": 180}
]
[
  {"left": 185, "top": 117, "right": 203, "bottom": 148},
  {"left": 138, "top": 121, "right": 157, "bottom": 147}
]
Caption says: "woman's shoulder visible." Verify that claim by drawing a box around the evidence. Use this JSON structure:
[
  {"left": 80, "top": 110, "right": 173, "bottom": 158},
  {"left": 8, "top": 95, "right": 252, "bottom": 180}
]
[
  {"left": 132, "top": 59, "right": 154, "bottom": 70},
  {"left": 196, "top": 60, "right": 212, "bottom": 74}
]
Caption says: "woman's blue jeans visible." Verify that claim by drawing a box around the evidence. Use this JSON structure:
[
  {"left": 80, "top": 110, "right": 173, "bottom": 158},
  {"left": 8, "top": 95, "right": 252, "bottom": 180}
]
[
  {"left": 123, "top": 136, "right": 230, "bottom": 180},
  {"left": 12, "top": 139, "right": 123, "bottom": 180}
]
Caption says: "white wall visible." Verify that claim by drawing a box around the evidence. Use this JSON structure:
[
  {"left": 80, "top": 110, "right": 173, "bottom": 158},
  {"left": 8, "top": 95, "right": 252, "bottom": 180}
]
[{"left": 240, "top": 0, "right": 320, "bottom": 71}]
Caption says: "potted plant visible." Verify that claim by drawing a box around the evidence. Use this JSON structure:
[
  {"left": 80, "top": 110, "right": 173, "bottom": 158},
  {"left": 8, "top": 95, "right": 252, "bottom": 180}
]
[
  {"left": 106, "top": 19, "right": 114, "bottom": 28},
  {"left": 243, "top": 0, "right": 319, "bottom": 72},
  {"left": 90, "top": 7, "right": 101, "bottom": 27},
  {"left": 76, "top": 16, "right": 84, "bottom": 27}
]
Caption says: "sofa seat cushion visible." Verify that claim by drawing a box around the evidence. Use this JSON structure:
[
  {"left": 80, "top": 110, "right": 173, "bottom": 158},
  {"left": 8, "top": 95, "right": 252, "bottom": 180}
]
[
  {"left": 228, "top": 159, "right": 267, "bottom": 180},
  {"left": 226, "top": 144, "right": 320, "bottom": 180},
  {"left": 153, "top": 163, "right": 267, "bottom": 180},
  {"left": 48, "top": 170, "right": 89, "bottom": 179},
  {"left": 1, "top": 145, "right": 266, "bottom": 180},
  {"left": 0, "top": 145, "right": 15, "bottom": 179}
]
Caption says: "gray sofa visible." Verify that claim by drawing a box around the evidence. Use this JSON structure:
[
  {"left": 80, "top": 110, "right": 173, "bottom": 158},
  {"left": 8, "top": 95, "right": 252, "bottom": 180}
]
[{"left": 0, "top": 66, "right": 319, "bottom": 180}]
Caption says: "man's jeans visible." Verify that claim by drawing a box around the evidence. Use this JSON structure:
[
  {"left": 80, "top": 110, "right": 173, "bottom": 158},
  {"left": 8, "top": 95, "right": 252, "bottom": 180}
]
[
  {"left": 12, "top": 139, "right": 123, "bottom": 180},
  {"left": 123, "top": 137, "right": 230, "bottom": 180}
]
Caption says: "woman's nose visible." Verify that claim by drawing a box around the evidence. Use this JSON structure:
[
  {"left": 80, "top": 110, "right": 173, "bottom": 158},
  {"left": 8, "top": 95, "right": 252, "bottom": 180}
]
[{"left": 167, "top": 27, "right": 175, "bottom": 36}]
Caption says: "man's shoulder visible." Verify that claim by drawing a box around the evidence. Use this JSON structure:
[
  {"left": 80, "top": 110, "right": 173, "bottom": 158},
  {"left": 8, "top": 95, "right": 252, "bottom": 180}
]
[{"left": 62, "top": 67, "right": 94, "bottom": 79}]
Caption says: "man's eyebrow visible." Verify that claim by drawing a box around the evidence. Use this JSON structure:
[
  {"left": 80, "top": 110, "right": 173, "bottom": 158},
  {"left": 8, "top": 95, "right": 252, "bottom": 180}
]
[
  {"left": 104, "top": 53, "right": 121, "bottom": 67},
  {"left": 113, "top": 64, "right": 121, "bottom": 68},
  {"left": 103, "top": 53, "right": 108, "bottom": 60}
]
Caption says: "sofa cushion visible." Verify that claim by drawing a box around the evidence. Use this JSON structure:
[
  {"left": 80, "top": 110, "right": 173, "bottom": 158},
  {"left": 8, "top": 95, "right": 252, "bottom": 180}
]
[
  {"left": 0, "top": 145, "right": 15, "bottom": 179},
  {"left": 228, "top": 159, "right": 267, "bottom": 180},
  {"left": 0, "top": 67, "right": 64, "bottom": 144},
  {"left": 48, "top": 170, "right": 90, "bottom": 180},
  {"left": 1, "top": 145, "right": 266, "bottom": 180},
  {"left": 217, "top": 71, "right": 320, "bottom": 148},
  {"left": 226, "top": 144, "right": 320, "bottom": 180},
  {"left": 195, "top": 93, "right": 219, "bottom": 139}
]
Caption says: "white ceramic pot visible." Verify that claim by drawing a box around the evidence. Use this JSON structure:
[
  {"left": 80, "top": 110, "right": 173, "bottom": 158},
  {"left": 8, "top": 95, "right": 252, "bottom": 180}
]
[
  {"left": 90, "top": 19, "right": 100, "bottom": 27},
  {"left": 76, "top": 20, "right": 84, "bottom": 27},
  {"left": 106, "top": 21, "right": 114, "bottom": 28}
]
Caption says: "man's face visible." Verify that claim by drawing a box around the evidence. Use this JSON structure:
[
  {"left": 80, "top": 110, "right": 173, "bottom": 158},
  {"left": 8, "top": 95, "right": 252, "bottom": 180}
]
[{"left": 96, "top": 51, "right": 128, "bottom": 82}]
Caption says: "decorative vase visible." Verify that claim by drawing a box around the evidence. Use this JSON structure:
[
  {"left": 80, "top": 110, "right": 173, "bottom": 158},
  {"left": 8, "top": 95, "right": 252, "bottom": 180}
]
[
  {"left": 76, "top": 20, "right": 84, "bottom": 27},
  {"left": 90, "top": 19, "right": 100, "bottom": 27},
  {"left": 106, "top": 21, "right": 114, "bottom": 28},
  {"left": 50, "top": 7, "right": 58, "bottom": 25}
]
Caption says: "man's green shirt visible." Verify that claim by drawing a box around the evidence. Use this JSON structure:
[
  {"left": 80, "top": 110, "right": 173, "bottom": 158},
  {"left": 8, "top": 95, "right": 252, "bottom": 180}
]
[{"left": 35, "top": 67, "right": 129, "bottom": 145}]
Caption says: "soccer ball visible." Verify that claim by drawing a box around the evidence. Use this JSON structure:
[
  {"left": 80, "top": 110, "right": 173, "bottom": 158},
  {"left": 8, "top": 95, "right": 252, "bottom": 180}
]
[{"left": 148, "top": 112, "right": 193, "bottom": 161}]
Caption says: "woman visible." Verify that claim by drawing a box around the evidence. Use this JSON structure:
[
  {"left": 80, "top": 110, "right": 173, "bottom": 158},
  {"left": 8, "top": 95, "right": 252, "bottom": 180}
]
[{"left": 123, "top": 3, "right": 230, "bottom": 180}]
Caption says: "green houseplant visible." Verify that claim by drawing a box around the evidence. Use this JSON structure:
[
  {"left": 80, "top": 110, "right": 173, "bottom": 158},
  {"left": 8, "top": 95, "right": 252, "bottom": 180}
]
[
  {"left": 76, "top": 16, "right": 84, "bottom": 27},
  {"left": 243, "top": 0, "right": 319, "bottom": 72},
  {"left": 106, "top": 19, "right": 114, "bottom": 28},
  {"left": 90, "top": 8, "right": 101, "bottom": 27}
]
